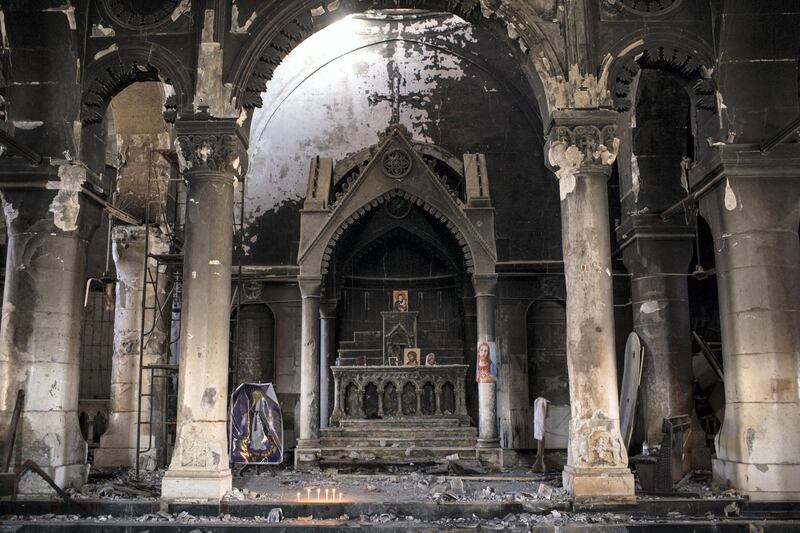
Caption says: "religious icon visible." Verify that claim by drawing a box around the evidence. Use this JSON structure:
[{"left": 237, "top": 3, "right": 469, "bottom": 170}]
[
  {"left": 476, "top": 341, "right": 498, "bottom": 383},
  {"left": 229, "top": 383, "right": 283, "bottom": 464},
  {"left": 404, "top": 348, "right": 421, "bottom": 366},
  {"left": 425, "top": 352, "right": 436, "bottom": 366},
  {"left": 392, "top": 290, "right": 409, "bottom": 312}
]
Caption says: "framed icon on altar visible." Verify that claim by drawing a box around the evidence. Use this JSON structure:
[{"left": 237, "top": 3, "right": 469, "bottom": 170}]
[
  {"left": 404, "top": 348, "right": 421, "bottom": 366},
  {"left": 392, "top": 290, "right": 409, "bottom": 312}
]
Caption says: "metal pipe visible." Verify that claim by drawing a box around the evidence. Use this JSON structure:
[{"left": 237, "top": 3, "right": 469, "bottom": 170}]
[
  {"left": 660, "top": 171, "right": 726, "bottom": 222},
  {"left": 760, "top": 114, "right": 800, "bottom": 154},
  {"left": 0, "top": 130, "right": 43, "bottom": 165}
]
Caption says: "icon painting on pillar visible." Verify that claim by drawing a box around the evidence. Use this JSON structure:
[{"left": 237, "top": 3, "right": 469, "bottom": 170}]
[
  {"left": 392, "top": 290, "right": 409, "bottom": 312},
  {"left": 476, "top": 341, "right": 498, "bottom": 383},
  {"left": 229, "top": 383, "right": 284, "bottom": 464}
]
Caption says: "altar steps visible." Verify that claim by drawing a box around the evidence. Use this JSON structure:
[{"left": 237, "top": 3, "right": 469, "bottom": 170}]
[
  {"left": 318, "top": 419, "right": 480, "bottom": 466},
  {"left": 318, "top": 446, "right": 484, "bottom": 467},
  {"left": 337, "top": 417, "right": 467, "bottom": 429}
]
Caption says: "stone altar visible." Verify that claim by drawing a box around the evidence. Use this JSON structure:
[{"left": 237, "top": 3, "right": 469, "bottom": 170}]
[{"left": 329, "top": 365, "right": 469, "bottom": 426}]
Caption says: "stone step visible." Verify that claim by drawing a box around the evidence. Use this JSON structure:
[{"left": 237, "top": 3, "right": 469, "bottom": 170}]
[
  {"left": 322, "top": 426, "right": 476, "bottom": 438},
  {"left": 320, "top": 436, "right": 477, "bottom": 448},
  {"left": 337, "top": 417, "right": 466, "bottom": 429},
  {"left": 318, "top": 445, "right": 481, "bottom": 465}
]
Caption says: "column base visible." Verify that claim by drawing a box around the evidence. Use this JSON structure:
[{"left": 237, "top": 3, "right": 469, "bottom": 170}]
[
  {"left": 713, "top": 457, "right": 800, "bottom": 502},
  {"left": 161, "top": 469, "right": 232, "bottom": 501},
  {"left": 563, "top": 465, "right": 635, "bottom": 503},
  {"left": 476, "top": 437, "right": 500, "bottom": 448},
  {"left": 294, "top": 439, "right": 321, "bottom": 470}
]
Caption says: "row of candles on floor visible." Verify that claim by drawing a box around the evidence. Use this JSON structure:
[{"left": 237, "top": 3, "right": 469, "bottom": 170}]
[{"left": 297, "top": 487, "right": 343, "bottom": 503}]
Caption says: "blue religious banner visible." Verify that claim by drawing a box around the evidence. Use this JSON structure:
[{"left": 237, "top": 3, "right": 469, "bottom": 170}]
[{"left": 229, "top": 383, "right": 284, "bottom": 464}]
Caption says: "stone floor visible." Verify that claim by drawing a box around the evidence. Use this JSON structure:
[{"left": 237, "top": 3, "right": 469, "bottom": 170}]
[{"left": 1, "top": 460, "right": 799, "bottom": 531}]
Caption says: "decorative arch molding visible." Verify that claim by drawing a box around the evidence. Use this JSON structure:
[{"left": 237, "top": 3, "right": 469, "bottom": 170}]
[
  {"left": 81, "top": 43, "right": 192, "bottom": 125},
  {"left": 227, "top": 0, "right": 562, "bottom": 116},
  {"left": 604, "top": 31, "right": 717, "bottom": 113},
  {"left": 345, "top": 224, "right": 463, "bottom": 275},
  {"left": 321, "top": 190, "right": 475, "bottom": 276},
  {"left": 298, "top": 126, "right": 497, "bottom": 280}
]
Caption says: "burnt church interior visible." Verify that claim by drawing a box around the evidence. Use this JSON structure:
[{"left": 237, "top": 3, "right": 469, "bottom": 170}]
[{"left": 0, "top": 0, "right": 798, "bottom": 530}]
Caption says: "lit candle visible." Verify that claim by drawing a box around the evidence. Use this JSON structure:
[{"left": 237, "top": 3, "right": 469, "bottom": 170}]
[
  {"left": 297, "top": 492, "right": 300, "bottom": 502},
  {"left": 331, "top": 488, "right": 336, "bottom": 501},
  {"left": 317, "top": 488, "right": 321, "bottom": 502},
  {"left": 339, "top": 492, "right": 343, "bottom": 502},
  {"left": 306, "top": 488, "right": 311, "bottom": 500},
  {"left": 325, "top": 488, "right": 329, "bottom": 501}
]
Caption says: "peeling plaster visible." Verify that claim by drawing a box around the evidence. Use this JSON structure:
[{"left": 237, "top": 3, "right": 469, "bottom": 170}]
[
  {"left": 640, "top": 300, "right": 665, "bottom": 314},
  {"left": 43, "top": 3, "right": 76, "bottom": 30},
  {"left": 558, "top": 174, "right": 576, "bottom": 201},
  {"left": 246, "top": 13, "right": 473, "bottom": 220},
  {"left": 172, "top": 0, "right": 191, "bottom": 21},
  {"left": 47, "top": 164, "right": 86, "bottom": 232},
  {"left": 724, "top": 178, "right": 737, "bottom": 211},
  {"left": 0, "top": 9, "right": 8, "bottom": 49},
  {"left": 0, "top": 191, "right": 18, "bottom": 226},
  {"left": 194, "top": 10, "right": 237, "bottom": 118},
  {"left": 630, "top": 154, "right": 641, "bottom": 203},
  {"left": 11, "top": 120, "right": 43, "bottom": 130},
  {"left": 94, "top": 43, "right": 118, "bottom": 60},
  {"left": 91, "top": 23, "right": 115, "bottom": 38},
  {"left": 230, "top": 2, "right": 257, "bottom": 33}
]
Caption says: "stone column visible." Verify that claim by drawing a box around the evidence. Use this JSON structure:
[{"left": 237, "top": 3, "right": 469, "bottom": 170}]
[
  {"left": 619, "top": 223, "right": 696, "bottom": 446},
  {"left": 696, "top": 146, "right": 800, "bottom": 501},
  {"left": 473, "top": 274, "right": 499, "bottom": 447},
  {"left": 547, "top": 110, "right": 634, "bottom": 501},
  {"left": 319, "top": 301, "right": 336, "bottom": 429},
  {"left": 0, "top": 171, "right": 100, "bottom": 493},
  {"left": 161, "top": 119, "right": 246, "bottom": 500},
  {"left": 295, "top": 276, "right": 322, "bottom": 468},
  {"left": 94, "top": 226, "right": 170, "bottom": 469}
]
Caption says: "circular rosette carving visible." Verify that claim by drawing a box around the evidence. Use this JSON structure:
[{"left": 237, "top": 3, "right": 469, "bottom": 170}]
[
  {"left": 381, "top": 148, "right": 413, "bottom": 179},
  {"left": 618, "top": 0, "right": 682, "bottom": 16},
  {"left": 385, "top": 196, "right": 411, "bottom": 219},
  {"left": 100, "top": 0, "right": 183, "bottom": 30}
]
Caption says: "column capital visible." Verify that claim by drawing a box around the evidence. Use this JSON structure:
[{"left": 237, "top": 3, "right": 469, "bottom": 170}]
[
  {"left": 298, "top": 276, "right": 323, "bottom": 299},
  {"left": 546, "top": 109, "right": 620, "bottom": 182},
  {"left": 320, "top": 299, "right": 338, "bottom": 319},
  {"left": 471, "top": 274, "right": 498, "bottom": 298},
  {"left": 689, "top": 143, "right": 800, "bottom": 190},
  {"left": 174, "top": 118, "right": 248, "bottom": 178}
]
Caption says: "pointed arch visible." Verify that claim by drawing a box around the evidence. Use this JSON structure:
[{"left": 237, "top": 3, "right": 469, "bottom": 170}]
[{"left": 320, "top": 189, "right": 475, "bottom": 276}]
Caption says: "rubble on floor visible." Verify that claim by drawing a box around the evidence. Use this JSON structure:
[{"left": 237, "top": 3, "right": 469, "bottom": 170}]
[{"left": 66, "top": 468, "right": 164, "bottom": 500}]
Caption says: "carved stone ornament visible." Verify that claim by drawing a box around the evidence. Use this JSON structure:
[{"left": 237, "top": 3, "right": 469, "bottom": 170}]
[
  {"left": 100, "top": 0, "right": 182, "bottom": 30},
  {"left": 175, "top": 134, "right": 242, "bottom": 174},
  {"left": 386, "top": 196, "right": 411, "bottom": 219},
  {"left": 548, "top": 124, "right": 619, "bottom": 181},
  {"left": 243, "top": 281, "right": 263, "bottom": 301},
  {"left": 568, "top": 414, "right": 629, "bottom": 469},
  {"left": 381, "top": 148, "right": 413, "bottom": 179},
  {"left": 611, "top": 0, "right": 682, "bottom": 16}
]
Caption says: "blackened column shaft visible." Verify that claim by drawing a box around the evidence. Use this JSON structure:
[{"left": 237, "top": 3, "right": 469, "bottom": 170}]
[
  {"left": 547, "top": 110, "right": 634, "bottom": 502},
  {"left": 161, "top": 119, "right": 246, "bottom": 501},
  {"left": 0, "top": 170, "right": 100, "bottom": 493}
]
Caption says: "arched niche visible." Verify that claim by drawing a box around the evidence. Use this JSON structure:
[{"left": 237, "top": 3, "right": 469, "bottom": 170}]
[
  {"left": 231, "top": 304, "right": 277, "bottom": 386},
  {"left": 525, "top": 299, "right": 570, "bottom": 449}
]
